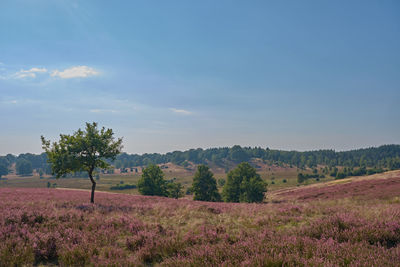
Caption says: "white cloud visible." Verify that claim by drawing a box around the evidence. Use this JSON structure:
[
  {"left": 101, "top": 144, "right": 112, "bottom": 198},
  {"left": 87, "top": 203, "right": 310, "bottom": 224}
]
[
  {"left": 170, "top": 108, "right": 192, "bottom": 115},
  {"left": 1, "top": 100, "right": 18, "bottom": 104},
  {"left": 89, "top": 109, "right": 117, "bottom": 114},
  {"left": 14, "top": 67, "right": 47, "bottom": 79},
  {"left": 51, "top": 66, "right": 99, "bottom": 79}
]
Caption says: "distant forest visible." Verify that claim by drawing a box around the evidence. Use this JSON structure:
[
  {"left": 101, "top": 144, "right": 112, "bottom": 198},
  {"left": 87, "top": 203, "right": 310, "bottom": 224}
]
[{"left": 1, "top": 145, "right": 400, "bottom": 176}]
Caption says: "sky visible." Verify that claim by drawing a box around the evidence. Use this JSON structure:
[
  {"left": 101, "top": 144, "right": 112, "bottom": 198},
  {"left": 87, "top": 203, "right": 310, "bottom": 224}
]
[{"left": 0, "top": 0, "right": 399, "bottom": 155}]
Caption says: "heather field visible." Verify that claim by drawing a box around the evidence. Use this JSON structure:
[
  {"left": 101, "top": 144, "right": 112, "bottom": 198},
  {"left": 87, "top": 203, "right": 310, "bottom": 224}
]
[{"left": 1, "top": 172, "right": 400, "bottom": 266}]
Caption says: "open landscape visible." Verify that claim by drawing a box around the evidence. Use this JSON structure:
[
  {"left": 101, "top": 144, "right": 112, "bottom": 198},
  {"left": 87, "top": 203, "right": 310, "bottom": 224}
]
[
  {"left": 1, "top": 1, "right": 399, "bottom": 266},
  {"left": 0, "top": 160, "right": 319, "bottom": 194},
  {"left": 1, "top": 170, "right": 400, "bottom": 266}
]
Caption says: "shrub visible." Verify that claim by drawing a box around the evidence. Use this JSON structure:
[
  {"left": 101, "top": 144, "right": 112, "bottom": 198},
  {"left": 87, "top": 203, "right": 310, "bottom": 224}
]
[
  {"left": 110, "top": 184, "right": 137, "bottom": 190},
  {"left": 167, "top": 182, "right": 184, "bottom": 199},
  {"left": 217, "top": 178, "right": 226, "bottom": 187}
]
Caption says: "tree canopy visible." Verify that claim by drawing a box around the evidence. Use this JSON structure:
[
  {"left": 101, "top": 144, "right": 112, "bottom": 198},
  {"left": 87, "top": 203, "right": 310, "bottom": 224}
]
[
  {"left": 16, "top": 159, "right": 33, "bottom": 176},
  {"left": 41, "top": 122, "right": 123, "bottom": 203},
  {"left": 192, "top": 165, "right": 221, "bottom": 202},
  {"left": 110, "top": 145, "right": 400, "bottom": 170},
  {"left": 223, "top": 162, "right": 267, "bottom": 203},
  {"left": 3, "top": 144, "right": 400, "bottom": 174},
  {"left": 138, "top": 164, "right": 167, "bottom": 196},
  {"left": 0, "top": 163, "right": 8, "bottom": 178}
]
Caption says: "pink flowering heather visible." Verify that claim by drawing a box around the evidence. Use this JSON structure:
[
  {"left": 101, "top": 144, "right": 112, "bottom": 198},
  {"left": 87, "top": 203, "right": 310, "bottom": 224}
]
[{"left": 1, "top": 177, "right": 400, "bottom": 266}]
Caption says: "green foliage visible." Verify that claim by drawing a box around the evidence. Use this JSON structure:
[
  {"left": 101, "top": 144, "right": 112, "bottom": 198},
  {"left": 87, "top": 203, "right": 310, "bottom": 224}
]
[
  {"left": 0, "top": 163, "right": 8, "bottom": 178},
  {"left": 41, "top": 122, "right": 122, "bottom": 178},
  {"left": 334, "top": 167, "right": 384, "bottom": 180},
  {"left": 223, "top": 162, "right": 267, "bottom": 203},
  {"left": 192, "top": 165, "right": 221, "bottom": 202},
  {"left": 185, "top": 187, "right": 193, "bottom": 195},
  {"left": 110, "top": 184, "right": 137, "bottom": 190},
  {"left": 138, "top": 164, "right": 167, "bottom": 196},
  {"left": 229, "top": 145, "right": 250, "bottom": 163},
  {"left": 297, "top": 173, "right": 305, "bottom": 183},
  {"left": 41, "top": 122, "right": 122, "bottom": 203},
  {"left": 110, "top": 144, "right": 400, "bottom": 170},
  {"left": 166, "top": 182, "right": 184, "bottom": 199},
  {"left": 217, "top": 178, "right": 226, "bottom": 187},
  {"left": 16, "top": 159, "right": 33, "bottom": 176},
  {"left": 330, "top": 167, "right": 338, "bottom": 177},
  {"left": 297, "top": 173, "right": 321, "bottom": 183}
]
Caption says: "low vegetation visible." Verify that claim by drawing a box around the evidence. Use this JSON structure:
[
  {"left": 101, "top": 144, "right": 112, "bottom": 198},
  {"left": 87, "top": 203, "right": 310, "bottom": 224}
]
[
  {"left": 1, "top": 171, "right": 399, "bottom": 266},
  {"left": 110, "top": 184, "right": 137, "bottom": 190}
]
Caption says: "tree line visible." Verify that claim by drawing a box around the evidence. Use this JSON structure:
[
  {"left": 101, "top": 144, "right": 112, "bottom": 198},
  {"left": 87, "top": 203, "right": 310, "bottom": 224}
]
[
  {"left": 113, "top": 144, "right": 400, "bottom": 170},
  {"left": 1, "top": 144, "right": 400, "bottom": 179}
]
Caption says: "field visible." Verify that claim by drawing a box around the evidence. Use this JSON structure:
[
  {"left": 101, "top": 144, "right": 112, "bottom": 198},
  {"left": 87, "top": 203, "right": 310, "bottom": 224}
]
[
  {"left": 0, "top": 161, "right": 331, "bottom": 195},
  {"left": 1, "top": 171, "right": 400, "bottom": 266}
]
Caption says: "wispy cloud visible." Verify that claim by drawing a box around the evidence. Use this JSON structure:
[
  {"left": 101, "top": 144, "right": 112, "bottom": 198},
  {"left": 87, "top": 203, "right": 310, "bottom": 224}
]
[
  {"left": 1, "top": 98, "right": 40, "bottom": 105},
  {"left": 51, "top": 66, "right": 99, "bottom": 79},
  {"left": 1, "top": 100, "right": 18, "bottom": 104},
  {"left": 170, "top": 108, "right": 192, "bottom": 115},
  {"left": 1, "top": 65, "right": 99, "bottom": 80},
  {"left": 89, "top": 109, "right": 118, "bottom": 114},
  {"left": 14, "top": 67, "right": 47, "bottom": 79}
]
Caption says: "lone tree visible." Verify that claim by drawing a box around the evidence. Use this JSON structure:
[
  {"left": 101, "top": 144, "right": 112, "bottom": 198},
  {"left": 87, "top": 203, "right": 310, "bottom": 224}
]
[
  {"left": 223, "top": 162, "right": 267, "bottom": 203},
  {"left": 41, "top": 122, "right": 123, "bottom": 203},
  {"left": 138, "top": 164, "right": 167, "bottom": 196},
  {"left": 192, "top": 165, "right": 221, "bottom": 202}
]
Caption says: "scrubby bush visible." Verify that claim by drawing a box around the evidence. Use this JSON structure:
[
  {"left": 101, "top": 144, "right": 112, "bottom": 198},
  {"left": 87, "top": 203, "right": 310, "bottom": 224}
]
[
  {"left": 217, "top": 178, "right": 225, "bottom": 187},
  {"left": 110, "top": 184, "right": 137, "bottom": 190},
  {"left": 166, "top": 182, "right": 184, "bottom": 199}
]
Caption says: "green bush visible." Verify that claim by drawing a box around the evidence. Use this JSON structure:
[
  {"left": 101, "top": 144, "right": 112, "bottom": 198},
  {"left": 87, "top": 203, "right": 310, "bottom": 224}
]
[
  {"left": 167, "top": 182, "right": 184, "bottom": 199},
  {"left": 110, "top": 184, "right": 137, "bottom": 190}
]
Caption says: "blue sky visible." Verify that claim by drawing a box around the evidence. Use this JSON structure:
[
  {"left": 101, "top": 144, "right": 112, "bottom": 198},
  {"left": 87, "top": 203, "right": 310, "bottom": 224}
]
[{"left": 0, "top": 0, "right": 399, "bottom": 155}]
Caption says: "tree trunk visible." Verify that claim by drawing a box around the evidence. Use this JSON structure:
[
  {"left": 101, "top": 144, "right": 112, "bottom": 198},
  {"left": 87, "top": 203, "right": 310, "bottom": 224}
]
[{"left": 89, "top": 171, "right": 96, "bottom": 204}]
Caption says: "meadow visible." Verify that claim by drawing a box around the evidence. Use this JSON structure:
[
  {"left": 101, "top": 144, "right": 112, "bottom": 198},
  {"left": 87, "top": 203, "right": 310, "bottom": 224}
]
[
  {"left": 1, "top": 171, "right": 400, "bottom": 266},
  {"left": 0, "top": 161, "right": 330, "bottom": 195}
]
